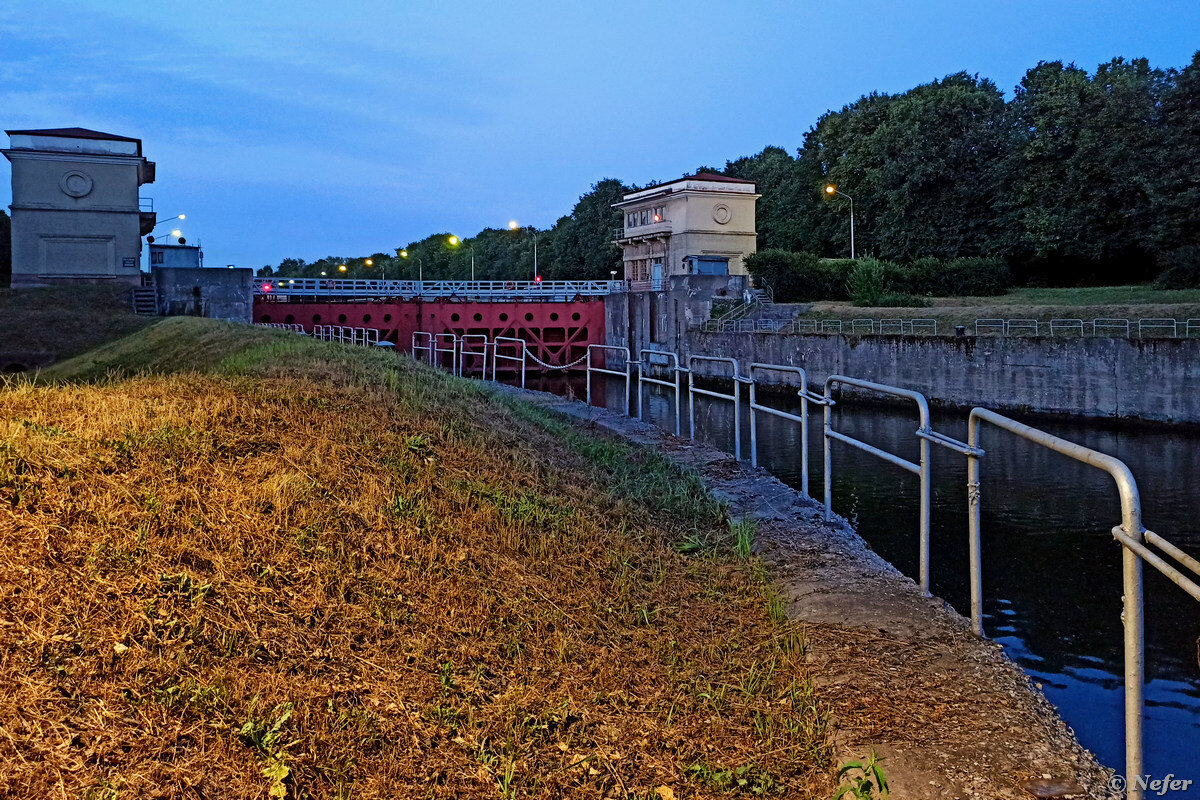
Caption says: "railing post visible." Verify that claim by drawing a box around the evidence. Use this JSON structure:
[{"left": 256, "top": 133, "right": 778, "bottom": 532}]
[
  {"left": 688, "top": 369, "right": 696, "bottom": 442},
  {"left": 623, "top": 356, "right": 630, "bottom": 417},
  {"left": 673, "top": 364, "right": 681, "bottom": 437},
  {"left": 1124, "top": 545, "right": 1145, "bottom": 800},
  {"left": 967, "top": 414, "right": 984, "bottom": 636},
  {"left": 733, "top": 374, "right": 742, "bottom": 461},
  {"left": 749, "top": 376, "right": 759, "bottom": 469},
  {"left": 919, "top": 434, "right": 930, "bottom": 593},
  {"left": 823, "top": 385, "right": 833, "bottom": 521}
]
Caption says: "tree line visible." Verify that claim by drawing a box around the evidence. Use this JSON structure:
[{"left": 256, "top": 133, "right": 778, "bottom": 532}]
[{"left": 261, "top": 52, "right": 1200, "bottom": 290}]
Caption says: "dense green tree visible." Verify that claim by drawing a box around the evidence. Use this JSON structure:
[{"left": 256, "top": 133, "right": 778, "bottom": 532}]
[
  {"left": 544, "top": 178, "right": 627, "bottom": 280},
  {"left": 794, "top": 75, "right": 1014, "bottom": 263},
  {"left": 260, "top": 51, "right": 1200, "bottom": 290},
  {"left": 720, "top": 147, "right": 809, "bottom": 251},
  {"left": 794, "top": 91, "right": 896, "bottom": 259},
  {"left": 870, "top": 73, "right": 1015, "bottom": 260},
  {"left": 1008, "top": 58, "right": 1169, "bottom": 282},
  {"left": 1154, "top": 52, "right": 1200, "bottom": 257}
]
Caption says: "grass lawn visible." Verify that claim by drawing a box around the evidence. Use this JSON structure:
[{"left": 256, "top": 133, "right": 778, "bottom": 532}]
[
  {"left": 792, "top": 285, "right": 1200, "bottom": 334},
  {"left": 937, "top": 285, "right": 1200, "bottom": 307},
  {"left": 1, "top": 319, "right": 831, "bottom": 799},
  {"left": 0, "top": 285, "right": 156, "bottom": 367}
]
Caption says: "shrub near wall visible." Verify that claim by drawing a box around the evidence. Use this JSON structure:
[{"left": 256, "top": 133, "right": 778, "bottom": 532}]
[
  {"left": 749, "top": 251, "right": 1013, "bottom": 302},
  {"left": 747, "top": 249, "right": 848, "bottom": 302}
]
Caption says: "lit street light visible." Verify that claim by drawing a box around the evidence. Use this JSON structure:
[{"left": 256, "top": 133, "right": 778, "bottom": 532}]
[
  {"left": 338, "top": 263, "right": 347, "bottom": 273},
  {"left": 447, "top": 235, "right": 476, "bottom": 280},
  {"left": 824, "top": 184, "right": 855, "bottom": 260},
  {"left": 399, "top": 249, "right": 423, "bottom": 281},
  {"left": 507, "top": 220, "right": 538, "bottom": 282}
]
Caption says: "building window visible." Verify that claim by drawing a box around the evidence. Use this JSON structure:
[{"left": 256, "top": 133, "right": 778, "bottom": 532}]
[
  {"left": 653, "top": 206, "right": 665, "bottom": 222},
  {"left": 150, "top": 251, "right": 164, "bottom": 265}
]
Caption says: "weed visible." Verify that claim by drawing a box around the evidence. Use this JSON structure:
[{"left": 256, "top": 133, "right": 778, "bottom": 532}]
[
  {"left": 834, "top": 753, "right": 889, "bottom": 799},
  {"left": 158, "top": 571, "right": 213, "bottom": 604},
  {"left": 239, "top": 701, "right": 294, "bottom": 754},
  {"left": 766, "top": 589, "right": 788, "bottom": 624},
  {"left": 438, "top": 660, "right": 455, "bottom": 692},
  {"left": 83, "top": 779, "right": 121, "bottom": 800},
  {"left": 685, "top": 761, "right": 778, "bottom": 794},
  {"left": 731, "top": 518, "right": 756, "bottom": 560}
]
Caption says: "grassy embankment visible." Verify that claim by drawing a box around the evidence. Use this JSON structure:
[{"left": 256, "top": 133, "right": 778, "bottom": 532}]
[
  {"left": 0, "top": 285, "right": 157, "bottom": 369},
  {"left": 1, "top": 318, "right": 832, "bottom": 799},
  {"left": 794, "top": 285, "right": 1200, "bottom": 332}
]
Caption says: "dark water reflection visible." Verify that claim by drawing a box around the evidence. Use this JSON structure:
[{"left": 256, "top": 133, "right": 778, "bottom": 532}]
[{"left": 522, "top": 371, "right": 1200, "bottom": 775}]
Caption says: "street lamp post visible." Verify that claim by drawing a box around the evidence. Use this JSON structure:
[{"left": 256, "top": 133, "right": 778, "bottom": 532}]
[
  {"left": 398, "top": 250, "right": 423, "bottom": 281},
  {"left": 447, "top": 236, "right": 476, "bottom": 280},
  {"left": 824, "top": 185, "right": 855, "bottom": 260},
  {"left": 508, "top": 220, "right": 538, "bottom": 281}
]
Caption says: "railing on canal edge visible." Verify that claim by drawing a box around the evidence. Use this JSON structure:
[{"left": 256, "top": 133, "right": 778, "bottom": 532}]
[{"left": 397, "top": 330, "right": 1196, "bottom": 798}]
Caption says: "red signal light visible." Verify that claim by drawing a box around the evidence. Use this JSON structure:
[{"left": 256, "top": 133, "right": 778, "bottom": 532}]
[
  {"left": 262, "top": 283, "right": 273, "bottom": 292},
  {"left": 535, "top": 275, "right": 542, "bottom": 283}
]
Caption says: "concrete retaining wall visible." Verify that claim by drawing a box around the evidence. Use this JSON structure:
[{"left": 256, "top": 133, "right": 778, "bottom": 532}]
[
  {"left": 691, "top": 332, "right": 1200, "bottom": 423},
  {"left": 605, "top": 281, "right": 1200, "bottom": 423},
  {"left": 153, "top": 267, "right": 253, "bottom": 323}
]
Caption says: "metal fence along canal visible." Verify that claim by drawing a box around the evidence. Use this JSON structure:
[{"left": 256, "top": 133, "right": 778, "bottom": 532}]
[{"left": 400, "top": 330, "right": 1198, "bottom": 799}]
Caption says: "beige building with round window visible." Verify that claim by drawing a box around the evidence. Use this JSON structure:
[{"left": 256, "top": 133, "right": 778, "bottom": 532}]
[
  {"left": 3, "top": 127, "right": 156, "bottom": 287},
  {"left": 614, "top": 172, "right": 758, "bottom": 287}
]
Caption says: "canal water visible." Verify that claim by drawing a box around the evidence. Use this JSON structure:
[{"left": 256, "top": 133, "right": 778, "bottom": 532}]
[{"left": 513, "top": 370, "right": 1200, "bottom": 777}]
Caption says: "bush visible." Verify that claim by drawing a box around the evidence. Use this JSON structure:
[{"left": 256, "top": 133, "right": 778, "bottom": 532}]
[
  {"left": 1154, "top": 246, "right": 1200, "bottom": 289},
  {"left": 747, "top": 251, "right": 1013, "bottom": 301},
  {"left": 938, "top": 257, "right": 1012, "bottom": 296},
  {"left": 747, "top": 249, "right": 846, "bottom": 302},
  {"left": 846, "top": 259, "right": 887, "bottom": 306},
  {"left": 876, "top": 292, "right": 928, "bottom": 307}
]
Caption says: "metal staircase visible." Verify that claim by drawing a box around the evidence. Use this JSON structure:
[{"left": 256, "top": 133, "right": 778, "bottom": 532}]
[{"left": 131, "top": 286, "right": 157, "bottom": 315}]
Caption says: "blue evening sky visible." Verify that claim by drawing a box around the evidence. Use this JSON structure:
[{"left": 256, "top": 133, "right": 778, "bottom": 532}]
[{"left": 2, "top": 1, "right": 1197, "bottom": 268}]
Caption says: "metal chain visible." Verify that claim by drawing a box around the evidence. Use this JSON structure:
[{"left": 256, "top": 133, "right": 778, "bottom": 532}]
[{"left": 523, "top": 350, "right": 590, "bottom": 370}]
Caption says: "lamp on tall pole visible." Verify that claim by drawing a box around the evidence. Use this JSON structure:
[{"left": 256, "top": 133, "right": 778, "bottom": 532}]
[
  {"left": 398, "top": 249, "right": 423, "bottom": 281},
  {"left": 508, "top": 220, "right": 538, "bottom": 281},
  {"left": 824, "top": 184, "right": 855, "bottom": 260},
  {"left": 447, "top": 235, "right": 476, "bottom": 280}
]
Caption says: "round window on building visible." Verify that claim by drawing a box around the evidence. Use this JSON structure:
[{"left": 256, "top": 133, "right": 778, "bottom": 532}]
[{"left": 59, "top": 170, "right": 94, "bottom": 198}]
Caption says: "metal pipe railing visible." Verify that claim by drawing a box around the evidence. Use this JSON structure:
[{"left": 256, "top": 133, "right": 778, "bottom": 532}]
[
  {"left": 586, "top": 345, "right": 631, "bottom": 417},
  {"left": 433, "top": 333, "right": 458, "bottom": 374},
  {"left": 411, "top": 331, "right": 434, "bottom": 364},
  {"left": 687, "top": 356, "right": 743, "bottom": 460},
  {"left": 459, "top": 334, "right": 489, "bottom": 378},
  {"left": 409, "top": 331, "right": 1197, "bottom": 792},
  {"left": 822, "top": 376, "right": 976, "bottom": 594},
  {"left": 747, "top": 363, "right": 825, "bottom": 496},
  {"left": 965, "top": 407, "right": 1199, "bottom": 799},
  {"left": 637, "top": 349, "right": 681, "bottom": 436},
  {"left": 493, "top": 336, "right": 527, "bottom": 388}
]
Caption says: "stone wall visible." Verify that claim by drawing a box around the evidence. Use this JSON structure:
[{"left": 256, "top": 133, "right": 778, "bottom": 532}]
[{"left": 153, "top": 267, "right": 253, "bottom": 323}]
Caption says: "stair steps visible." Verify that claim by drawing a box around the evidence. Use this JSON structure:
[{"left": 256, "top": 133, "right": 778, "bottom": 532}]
[{"left": 131, "top": 287, "right": 157, "bottom": 315}]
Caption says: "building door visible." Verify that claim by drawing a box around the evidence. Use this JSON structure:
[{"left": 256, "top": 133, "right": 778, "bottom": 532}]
[{"left": 651, "top": 258, "right": 663, "bottom": 290}]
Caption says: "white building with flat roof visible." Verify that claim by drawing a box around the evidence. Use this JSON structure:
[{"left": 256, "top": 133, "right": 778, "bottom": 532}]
[
  {"left": 3, "top": 127, "right": 156, "bottom": 286},
  {"left": 614, "top": 172, "right": 758, "bottom": 287}
]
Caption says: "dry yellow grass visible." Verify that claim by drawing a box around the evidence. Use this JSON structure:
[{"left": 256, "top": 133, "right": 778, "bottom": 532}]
[{"left": 0, "top": 322, "right": 831, "bottom": 799}]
